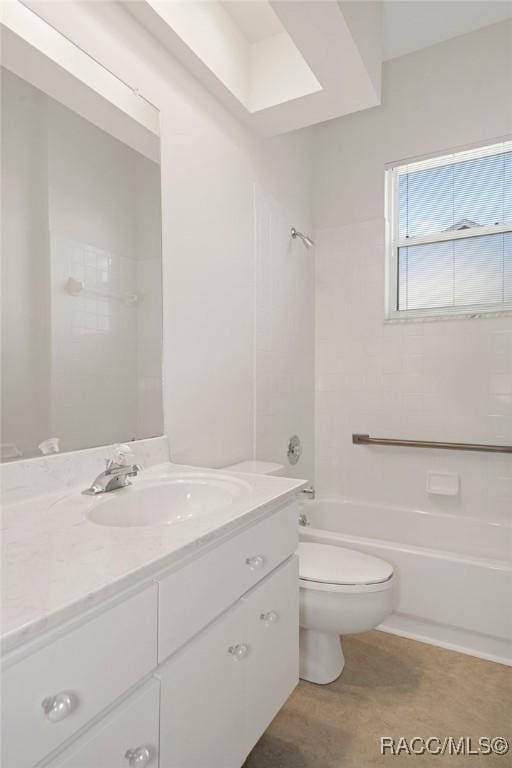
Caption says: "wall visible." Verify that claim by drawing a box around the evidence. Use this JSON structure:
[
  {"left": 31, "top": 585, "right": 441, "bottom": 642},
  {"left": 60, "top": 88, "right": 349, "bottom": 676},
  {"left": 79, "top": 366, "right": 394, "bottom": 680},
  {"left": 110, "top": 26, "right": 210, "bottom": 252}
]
[
  {"left": 313, "top": 22, "right": 512, "bottom": 522},
  {"left": 25, "top": 1, "right": 314, "bottom": 477}
]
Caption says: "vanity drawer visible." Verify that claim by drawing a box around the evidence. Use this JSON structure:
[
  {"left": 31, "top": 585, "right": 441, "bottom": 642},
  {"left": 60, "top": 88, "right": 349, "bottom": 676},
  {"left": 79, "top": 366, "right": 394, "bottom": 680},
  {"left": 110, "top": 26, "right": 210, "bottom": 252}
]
[
  {"left": 1, "top": 583, "right": 157, "bottom": 768},
  {"left": 158, "top": 501, "right": 298, "bottom": 661},
  {"left": 43, "top": 678, "right": 160, "bottom": 768}
]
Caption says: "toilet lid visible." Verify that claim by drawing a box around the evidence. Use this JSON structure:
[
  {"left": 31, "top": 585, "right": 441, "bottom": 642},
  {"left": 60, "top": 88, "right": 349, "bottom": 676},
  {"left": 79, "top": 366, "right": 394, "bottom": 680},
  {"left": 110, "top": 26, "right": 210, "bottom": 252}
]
[{"left": 299, "top": 542, "right": 393, "bottom": 586}]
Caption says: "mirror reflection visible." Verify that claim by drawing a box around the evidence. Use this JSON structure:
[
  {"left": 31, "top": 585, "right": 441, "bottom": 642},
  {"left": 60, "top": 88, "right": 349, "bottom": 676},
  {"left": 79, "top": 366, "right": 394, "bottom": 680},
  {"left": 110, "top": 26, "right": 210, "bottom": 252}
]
[{"left": 1, "top": 66, "right": 163, "bottom": 461}]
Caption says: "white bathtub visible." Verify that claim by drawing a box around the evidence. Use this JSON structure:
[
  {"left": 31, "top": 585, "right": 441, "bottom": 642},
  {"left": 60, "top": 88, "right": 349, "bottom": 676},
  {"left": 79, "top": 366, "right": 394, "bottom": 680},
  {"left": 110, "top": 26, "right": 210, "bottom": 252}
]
[{"left": 299, "top": 499, "right": 512, "bottom": 665}]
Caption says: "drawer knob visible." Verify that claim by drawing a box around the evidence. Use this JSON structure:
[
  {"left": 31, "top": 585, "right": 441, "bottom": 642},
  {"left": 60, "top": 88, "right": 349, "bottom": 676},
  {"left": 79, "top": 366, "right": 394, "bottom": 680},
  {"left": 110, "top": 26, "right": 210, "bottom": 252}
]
[
  {"left": 260, "top": 610, "right": 279, "bottom": 626},
  {"left": 245, "top": 555, "right": 265, "bottom": 570},
  {"left": 41, "top": 692, "right": 77, "bottom": 722},
  {"left": 228, "top": 643, "right": 249, "bottom": 661},
  {"left": 125, "top": 746, "right": 152, "bottom": 767}
]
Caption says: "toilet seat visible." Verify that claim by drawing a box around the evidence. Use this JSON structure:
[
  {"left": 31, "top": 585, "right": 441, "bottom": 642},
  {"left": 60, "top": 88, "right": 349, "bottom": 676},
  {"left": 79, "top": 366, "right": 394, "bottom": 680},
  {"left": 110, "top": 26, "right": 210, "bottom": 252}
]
[{"left": 299, "top": 542, "right": 394, "bottom": 594}]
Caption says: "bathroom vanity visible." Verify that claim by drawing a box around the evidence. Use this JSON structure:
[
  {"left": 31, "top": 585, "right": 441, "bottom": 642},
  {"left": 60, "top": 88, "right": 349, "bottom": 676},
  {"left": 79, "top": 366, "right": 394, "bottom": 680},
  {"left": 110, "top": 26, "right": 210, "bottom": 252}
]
[{"left": 1, "top": 450, "right": 304, "bottom": 768}]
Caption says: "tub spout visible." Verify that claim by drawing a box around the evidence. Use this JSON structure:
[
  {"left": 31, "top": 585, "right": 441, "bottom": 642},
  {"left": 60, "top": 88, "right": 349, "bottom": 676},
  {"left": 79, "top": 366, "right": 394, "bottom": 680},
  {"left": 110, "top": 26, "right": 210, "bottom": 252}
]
[{"left": 299, "top": 511, "right": 310, "bottom": 527}]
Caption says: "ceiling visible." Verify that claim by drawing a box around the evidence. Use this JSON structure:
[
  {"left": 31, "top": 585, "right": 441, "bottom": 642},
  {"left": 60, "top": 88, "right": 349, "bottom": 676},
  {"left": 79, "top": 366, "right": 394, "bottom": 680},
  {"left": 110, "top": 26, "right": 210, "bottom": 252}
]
[
  {"left": 124, "top": 1, "right": 511, "bottom": 136},
  {"left": 220, "top": 0, "right": 512, "bottom": 58},
  {"left": 382, "top": 0, "right": 512, "bottom": 61},
  {"left": 125, "top": 1, "right": 382, "bottom": 135},
  {"left": 221, "top": 1, "right": 283, "bottom": 44}
]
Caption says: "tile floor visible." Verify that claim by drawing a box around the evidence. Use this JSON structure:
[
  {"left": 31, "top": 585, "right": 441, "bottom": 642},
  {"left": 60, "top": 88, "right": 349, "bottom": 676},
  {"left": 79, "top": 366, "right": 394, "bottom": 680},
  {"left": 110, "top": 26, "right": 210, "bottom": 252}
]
[{"left": 245, "top": 631, "right": 512, "bottom": 767}]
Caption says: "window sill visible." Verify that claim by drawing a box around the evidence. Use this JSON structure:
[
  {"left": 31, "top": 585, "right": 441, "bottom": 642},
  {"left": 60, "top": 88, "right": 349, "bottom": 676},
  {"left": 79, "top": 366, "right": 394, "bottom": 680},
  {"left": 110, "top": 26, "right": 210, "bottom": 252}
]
[{"left": 384, "top": 308, "right": 512, "bottom": 324}]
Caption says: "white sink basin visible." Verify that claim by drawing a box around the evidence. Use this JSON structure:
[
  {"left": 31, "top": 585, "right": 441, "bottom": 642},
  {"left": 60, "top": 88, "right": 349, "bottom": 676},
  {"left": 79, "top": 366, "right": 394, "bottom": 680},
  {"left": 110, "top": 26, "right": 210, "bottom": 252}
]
[{"left": 86, "top": 472, "right": 251, "bottom": 528}]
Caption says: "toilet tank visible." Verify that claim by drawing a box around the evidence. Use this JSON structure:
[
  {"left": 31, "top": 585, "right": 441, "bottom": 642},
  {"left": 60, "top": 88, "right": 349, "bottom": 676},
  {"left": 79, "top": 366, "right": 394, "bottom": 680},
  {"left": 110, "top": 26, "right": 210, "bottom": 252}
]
[{"left": 223, "top": 460, "right": 286, "bottom": 477}]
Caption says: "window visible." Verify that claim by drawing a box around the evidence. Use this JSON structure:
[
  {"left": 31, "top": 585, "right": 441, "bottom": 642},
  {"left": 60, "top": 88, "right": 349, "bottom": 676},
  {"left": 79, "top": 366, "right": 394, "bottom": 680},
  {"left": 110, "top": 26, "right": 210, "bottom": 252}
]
[{"left": 385, "top": 140, "right": 512, "bottom": 320}]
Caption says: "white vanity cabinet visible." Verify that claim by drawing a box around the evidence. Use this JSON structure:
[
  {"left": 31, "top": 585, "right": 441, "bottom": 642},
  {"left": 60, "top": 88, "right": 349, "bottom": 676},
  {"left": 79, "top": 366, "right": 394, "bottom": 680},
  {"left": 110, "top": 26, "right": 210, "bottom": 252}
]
[
  {"left": 1, "top": 584, "right": 158, "bottom": 768},
  {"left": 1, "top": 501, "right": 299, "bottom": 768},
  {"left": 158, "top": 556, "right": 299, "bottom": 768}
]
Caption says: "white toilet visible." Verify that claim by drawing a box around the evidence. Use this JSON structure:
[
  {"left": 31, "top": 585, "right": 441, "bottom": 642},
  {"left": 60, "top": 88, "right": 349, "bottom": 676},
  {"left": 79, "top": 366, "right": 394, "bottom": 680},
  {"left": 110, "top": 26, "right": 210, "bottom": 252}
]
[
  {"left": 298, "top": 542, "right": 394, "bottom": 684},
  {"left": 223, "top": 461, "right": 395, "bottom": 685}
]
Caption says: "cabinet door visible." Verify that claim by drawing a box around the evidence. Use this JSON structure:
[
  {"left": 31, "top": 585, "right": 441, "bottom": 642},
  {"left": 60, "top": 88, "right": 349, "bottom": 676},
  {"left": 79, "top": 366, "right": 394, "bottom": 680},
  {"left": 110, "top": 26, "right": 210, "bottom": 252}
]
[
  {"left": 244, "top": 556, "right": 299, "bottom": 750},
  {"left": 158, "top": 599, "right": 248, "bottom": 768},
  {"left": 45, "top": 678, "right": 160, "bottom": 768}
]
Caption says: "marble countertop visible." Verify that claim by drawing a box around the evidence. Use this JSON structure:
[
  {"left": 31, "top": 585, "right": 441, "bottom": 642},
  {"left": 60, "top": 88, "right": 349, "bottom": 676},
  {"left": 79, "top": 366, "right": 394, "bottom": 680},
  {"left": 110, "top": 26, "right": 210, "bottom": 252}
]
[{"left": 1, "top": 462, "right": 305, "bottom": 654}]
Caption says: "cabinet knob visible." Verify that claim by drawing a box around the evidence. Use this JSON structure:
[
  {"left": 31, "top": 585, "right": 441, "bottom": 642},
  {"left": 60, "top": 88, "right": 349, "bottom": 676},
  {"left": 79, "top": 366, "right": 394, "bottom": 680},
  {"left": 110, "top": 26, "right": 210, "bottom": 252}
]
[
  {"left": 125, "top": 746, "right": 152, "bottom": 767},
  {"left": 260, "top": 610, "right": 279, "bottom": 626},
  {"left": 228, "top": 643, "right": 249, "bottom": 660},
  {"left": 41, "top": 692, "right": 77, "bottom": 722},
  {"left": 245, "top": 555, "right": 265, "bottom": 570}
]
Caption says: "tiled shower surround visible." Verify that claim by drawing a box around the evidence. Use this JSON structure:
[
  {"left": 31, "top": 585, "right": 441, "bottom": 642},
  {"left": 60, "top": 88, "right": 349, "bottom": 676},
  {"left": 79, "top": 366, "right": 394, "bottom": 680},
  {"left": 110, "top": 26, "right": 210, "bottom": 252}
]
[
  {"left": 315, "top": 218, "right": 512, "bottom": 523},
  {"left": 312, "top": 23, "right": 512, "bottom": 531}
]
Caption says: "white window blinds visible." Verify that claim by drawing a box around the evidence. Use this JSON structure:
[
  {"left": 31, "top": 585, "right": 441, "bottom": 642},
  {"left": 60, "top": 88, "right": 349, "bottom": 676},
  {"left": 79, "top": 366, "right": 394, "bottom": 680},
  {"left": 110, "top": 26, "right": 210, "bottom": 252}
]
[{"left": 386, "top": 141, "right": 512, "bottom": 317}]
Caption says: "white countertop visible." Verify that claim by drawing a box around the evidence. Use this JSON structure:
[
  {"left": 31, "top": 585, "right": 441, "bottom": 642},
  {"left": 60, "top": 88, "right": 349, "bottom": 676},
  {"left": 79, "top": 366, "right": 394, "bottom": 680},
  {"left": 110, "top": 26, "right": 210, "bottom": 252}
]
[{"left": 1, "top": 462, "right": 305, "bottom": 654}]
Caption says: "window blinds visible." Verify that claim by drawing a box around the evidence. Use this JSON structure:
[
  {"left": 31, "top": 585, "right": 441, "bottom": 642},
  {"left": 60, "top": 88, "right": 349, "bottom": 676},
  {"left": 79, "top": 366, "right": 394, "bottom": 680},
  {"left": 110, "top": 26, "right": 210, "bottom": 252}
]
[{"left": 392, "top": 142, "right": 512, "bottom": 313}]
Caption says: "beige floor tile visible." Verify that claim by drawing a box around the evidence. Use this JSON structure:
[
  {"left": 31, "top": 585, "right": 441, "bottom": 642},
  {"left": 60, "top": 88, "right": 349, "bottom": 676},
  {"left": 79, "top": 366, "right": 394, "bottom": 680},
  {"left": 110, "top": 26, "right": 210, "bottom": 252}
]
[{"left": 244, "top": 631, "right": 512, "bottom": 768}]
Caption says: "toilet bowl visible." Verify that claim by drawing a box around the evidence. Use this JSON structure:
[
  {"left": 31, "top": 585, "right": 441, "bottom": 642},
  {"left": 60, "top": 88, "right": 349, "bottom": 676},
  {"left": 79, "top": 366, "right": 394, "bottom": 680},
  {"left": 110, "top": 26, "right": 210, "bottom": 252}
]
[{"left": 299, "top": 542, "right": 394, "bottom": 684}]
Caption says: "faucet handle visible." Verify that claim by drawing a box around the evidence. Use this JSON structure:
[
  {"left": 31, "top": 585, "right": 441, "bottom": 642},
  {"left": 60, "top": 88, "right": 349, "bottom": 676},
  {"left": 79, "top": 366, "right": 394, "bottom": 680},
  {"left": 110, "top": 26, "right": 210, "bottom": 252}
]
[{"left": 108, "top": 443, "right": 135, "bottom": 467}]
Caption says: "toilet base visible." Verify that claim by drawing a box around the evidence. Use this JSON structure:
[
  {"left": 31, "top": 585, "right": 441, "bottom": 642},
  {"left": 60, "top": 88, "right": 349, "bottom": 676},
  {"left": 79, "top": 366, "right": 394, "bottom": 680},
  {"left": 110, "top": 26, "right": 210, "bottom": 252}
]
[{"left": 299, "top": 628, "right": 345, "bottom": 685}]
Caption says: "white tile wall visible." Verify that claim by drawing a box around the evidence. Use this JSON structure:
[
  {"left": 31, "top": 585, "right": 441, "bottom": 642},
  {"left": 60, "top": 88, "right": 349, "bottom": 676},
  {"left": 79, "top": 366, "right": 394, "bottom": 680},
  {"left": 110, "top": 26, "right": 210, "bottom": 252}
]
[
  {"left": 49, "top": 234, "right": 139, "bottom": 451},
  {"left": 315, "top": 219, "right": 512, "bottom": 523},
  {"left": 313, "top": 23, "right": 512, "bottom": 527}
]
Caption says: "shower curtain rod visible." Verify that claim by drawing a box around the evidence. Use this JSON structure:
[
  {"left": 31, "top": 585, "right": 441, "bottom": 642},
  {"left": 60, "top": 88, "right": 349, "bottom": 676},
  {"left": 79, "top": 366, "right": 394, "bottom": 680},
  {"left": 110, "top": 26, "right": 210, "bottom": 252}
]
[{"left": 352, "top": 434, "right": 512, "bottom": 454}]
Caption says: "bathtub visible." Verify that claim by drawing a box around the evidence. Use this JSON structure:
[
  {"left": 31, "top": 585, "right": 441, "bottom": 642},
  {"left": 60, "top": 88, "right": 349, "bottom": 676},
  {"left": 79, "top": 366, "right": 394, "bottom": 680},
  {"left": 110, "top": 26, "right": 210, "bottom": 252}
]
[{"left": 299, "top": 499, "right": 512, "bottom": 666}]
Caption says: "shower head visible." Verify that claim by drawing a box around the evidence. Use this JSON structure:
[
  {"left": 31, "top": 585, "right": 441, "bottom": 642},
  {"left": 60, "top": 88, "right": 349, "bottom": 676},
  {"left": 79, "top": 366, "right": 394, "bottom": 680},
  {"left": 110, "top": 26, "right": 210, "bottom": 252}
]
[{"left": 291, "top": 227, "right": 314, "bottom": 248}]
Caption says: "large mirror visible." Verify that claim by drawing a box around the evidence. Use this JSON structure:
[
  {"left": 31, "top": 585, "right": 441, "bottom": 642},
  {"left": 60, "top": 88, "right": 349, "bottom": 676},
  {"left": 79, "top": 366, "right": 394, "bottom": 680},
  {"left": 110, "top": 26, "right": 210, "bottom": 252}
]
[{"left": 1, "top": 14, "right": 163, "bottom": 461}]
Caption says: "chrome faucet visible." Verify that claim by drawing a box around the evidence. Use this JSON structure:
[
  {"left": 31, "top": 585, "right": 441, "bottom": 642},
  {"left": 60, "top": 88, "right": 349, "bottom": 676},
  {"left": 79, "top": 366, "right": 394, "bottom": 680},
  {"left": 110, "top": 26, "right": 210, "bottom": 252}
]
[
  {"left": 298, "top": 486, "right": 314, "bottom": 526},
  {"left": 298, "top": 510, "right": 310, "bottom": 527},
  {"left": 83, "top": 444, "right": 142, "bottom": 495}
]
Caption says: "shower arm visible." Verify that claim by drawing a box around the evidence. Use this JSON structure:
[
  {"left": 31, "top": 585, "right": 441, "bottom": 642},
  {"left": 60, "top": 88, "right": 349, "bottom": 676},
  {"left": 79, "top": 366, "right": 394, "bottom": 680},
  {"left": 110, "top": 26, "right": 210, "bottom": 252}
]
[{"left": 291, "top": 227, "right": 314, "bottom": 247}]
